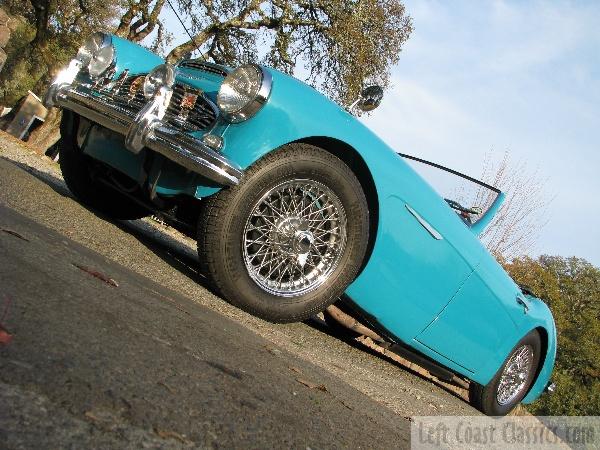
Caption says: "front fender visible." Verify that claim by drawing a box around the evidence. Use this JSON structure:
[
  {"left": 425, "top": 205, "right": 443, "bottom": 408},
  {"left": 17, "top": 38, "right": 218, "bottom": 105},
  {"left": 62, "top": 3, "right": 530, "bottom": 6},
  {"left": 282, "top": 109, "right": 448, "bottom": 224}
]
[
  {"left": 198, "top": 67, "right": 487, "bottom": 267},
  {"left": 111, "top": 35, "right": 164, "bottom": 76},
  {"left": 199, "top": 68, "right": 493, "bottom": 346}
]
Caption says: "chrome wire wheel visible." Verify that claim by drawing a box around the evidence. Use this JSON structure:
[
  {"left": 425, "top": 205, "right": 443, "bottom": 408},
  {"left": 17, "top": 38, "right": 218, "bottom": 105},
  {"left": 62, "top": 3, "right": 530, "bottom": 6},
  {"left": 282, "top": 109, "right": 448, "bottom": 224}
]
[
  {"left": 242, "top": 179, "right": 348, "bottom": 297},
  {"left": 496, "top": 344, "right": 534, "bottom": 405}
]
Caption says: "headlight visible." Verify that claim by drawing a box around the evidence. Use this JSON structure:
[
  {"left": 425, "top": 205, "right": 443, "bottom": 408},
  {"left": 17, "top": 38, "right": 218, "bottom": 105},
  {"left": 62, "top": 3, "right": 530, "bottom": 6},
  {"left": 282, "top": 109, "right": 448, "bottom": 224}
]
[
  {"left": 76, "top": 32, "right": 114, "bottom": 79},
  {"left": 76, "top": 32, "right": 109, "bottom": 65},
  {"left": 144, "top": 64, "right": 175, "bottom": 99},
  {"left": 89, "top": 45, "right": 115, "bottom": 78},
  {"left": 217, "top": 64, "right": 272, "bottom": 122}
]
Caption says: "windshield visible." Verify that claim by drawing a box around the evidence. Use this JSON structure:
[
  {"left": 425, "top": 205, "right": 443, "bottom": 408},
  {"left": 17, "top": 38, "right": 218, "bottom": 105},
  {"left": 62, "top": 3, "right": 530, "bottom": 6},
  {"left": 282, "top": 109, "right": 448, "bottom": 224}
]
[{"left": 398, "top": 153, "right": 503, "bottom": 231}]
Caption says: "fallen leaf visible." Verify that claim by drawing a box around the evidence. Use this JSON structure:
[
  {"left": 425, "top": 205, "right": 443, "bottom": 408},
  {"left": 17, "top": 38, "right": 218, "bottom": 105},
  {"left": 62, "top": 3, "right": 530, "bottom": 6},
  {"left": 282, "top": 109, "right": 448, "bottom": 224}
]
[
  {"left": 1, "top": 228, "right": 30, "bottom": 242},
  {"left": 296, "top": 378, "right": 328, "bottom": 392},
  {"left": 73, "top": 263, "right": 118, "bottom": 287},
  {"left": 339, "top": 399, "right": 354, "bottom": 410},
  {"left": 0, "top": 295, "right": 12, "bottom": 345},
  {"left": 84, "top": 411, "right": 100, "bottom": 422},
  {"left": 157, "top": 381, "right": 175, "bottom": 394},
  {"left": 264, "top": 345, "right": 282, "bottom": 356},
  {"left": 289, "top": 366, "right": 302, "bottom": 374},
  {"left": 0, "top": 327, "right": 12, "bottom": 345},
  {"left": 155, "top": 428, "right": 193, "bottom": 445}
]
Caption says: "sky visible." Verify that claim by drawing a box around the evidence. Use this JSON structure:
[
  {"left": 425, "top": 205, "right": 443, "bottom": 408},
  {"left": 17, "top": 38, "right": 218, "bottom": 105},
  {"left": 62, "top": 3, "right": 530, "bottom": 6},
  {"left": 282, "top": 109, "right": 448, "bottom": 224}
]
[
  {"left": 361, "top": 0, "right": 600, "bottom": 265},
  {"left": 161, "top": 1, "right": 600, "bottom": 265}
]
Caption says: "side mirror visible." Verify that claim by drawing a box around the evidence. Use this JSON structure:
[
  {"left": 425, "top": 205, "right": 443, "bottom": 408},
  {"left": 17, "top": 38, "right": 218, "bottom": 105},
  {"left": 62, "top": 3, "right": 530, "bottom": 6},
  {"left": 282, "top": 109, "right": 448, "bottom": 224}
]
[{"left": 357, "top": 85, "right": 383, "bottom": 112}]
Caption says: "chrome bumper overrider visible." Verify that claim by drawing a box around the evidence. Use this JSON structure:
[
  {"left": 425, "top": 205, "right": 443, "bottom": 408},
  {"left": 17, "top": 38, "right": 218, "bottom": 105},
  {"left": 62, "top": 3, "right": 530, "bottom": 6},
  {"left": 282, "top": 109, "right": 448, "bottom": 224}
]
[{"left": 53, "top": 87, "right": 242, "bottom": 186}]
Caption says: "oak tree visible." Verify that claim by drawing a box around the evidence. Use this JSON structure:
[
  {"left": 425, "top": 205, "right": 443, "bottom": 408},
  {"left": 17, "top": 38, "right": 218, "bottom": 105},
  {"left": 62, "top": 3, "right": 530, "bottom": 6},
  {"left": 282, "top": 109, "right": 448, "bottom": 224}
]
[
  {"left": 167, "top": 0, "right": 413, "bottom": 105},
  {"left": 504, "top": 255, "right": 600, "bottom": 415}
]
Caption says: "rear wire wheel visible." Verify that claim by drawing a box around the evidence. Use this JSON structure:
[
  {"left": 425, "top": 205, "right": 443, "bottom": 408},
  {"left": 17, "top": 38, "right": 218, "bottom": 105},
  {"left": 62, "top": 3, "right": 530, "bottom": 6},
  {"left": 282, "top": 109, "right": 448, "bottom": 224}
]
[{"left": 469, "top": 329, "right": 541, "bottom": 415}]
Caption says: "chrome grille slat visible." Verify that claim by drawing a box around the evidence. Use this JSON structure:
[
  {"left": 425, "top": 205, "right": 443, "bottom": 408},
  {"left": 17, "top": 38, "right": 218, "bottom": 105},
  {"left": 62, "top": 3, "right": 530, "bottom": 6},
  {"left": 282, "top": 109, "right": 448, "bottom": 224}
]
[
  {"left": 178, "top": 60, "right": 229, "bottom": 77},
  {"left": 90, "top": 74, "right": 218, "bottom": 133}
]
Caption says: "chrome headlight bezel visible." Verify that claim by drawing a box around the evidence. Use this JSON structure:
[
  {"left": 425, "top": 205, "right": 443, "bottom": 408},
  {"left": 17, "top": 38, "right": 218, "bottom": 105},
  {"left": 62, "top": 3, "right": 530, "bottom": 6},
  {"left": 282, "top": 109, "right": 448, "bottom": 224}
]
[
  {"left": 76, "top": 32, "right": 114, "bottom": 79},
  {"left": 143, "top": 64, "right": 175, "bottom": 99},
  {"left": 216, "top": 64, "right": 272, "bottom": 123},
  {"left": 89, "top": 45, "right": 115, "bottom": 79}
]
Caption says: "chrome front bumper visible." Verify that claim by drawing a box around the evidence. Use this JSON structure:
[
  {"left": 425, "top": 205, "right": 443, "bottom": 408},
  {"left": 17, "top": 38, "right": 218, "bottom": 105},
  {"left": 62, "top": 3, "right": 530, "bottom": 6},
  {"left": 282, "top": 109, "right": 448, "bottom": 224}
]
[{"left": 53, "top": 87, "right": 242, "bottom": 186}]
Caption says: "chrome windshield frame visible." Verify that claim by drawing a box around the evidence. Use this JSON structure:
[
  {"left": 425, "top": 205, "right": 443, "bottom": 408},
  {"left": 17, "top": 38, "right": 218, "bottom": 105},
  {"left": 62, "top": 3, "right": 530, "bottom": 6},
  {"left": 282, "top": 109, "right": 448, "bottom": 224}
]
[{"left": 397, "top": 152, "right": 504, "bottom": 235}]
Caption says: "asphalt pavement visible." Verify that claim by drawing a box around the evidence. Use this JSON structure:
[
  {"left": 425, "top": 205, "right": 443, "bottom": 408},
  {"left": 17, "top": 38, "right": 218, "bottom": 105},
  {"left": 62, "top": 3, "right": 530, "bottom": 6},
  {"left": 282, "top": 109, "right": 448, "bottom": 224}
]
[
  {"left": 0, "top": 157, "right": 414, "bottom": 448},
  {"left": 0, "top": 140, "right": 479, "bottom": 448}
]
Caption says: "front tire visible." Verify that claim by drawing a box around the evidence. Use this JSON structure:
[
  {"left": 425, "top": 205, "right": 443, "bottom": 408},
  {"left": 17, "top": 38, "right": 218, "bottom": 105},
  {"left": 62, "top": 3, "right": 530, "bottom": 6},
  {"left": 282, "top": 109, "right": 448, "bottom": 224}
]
[
  {"left": 198, "top": 143, "right": 369, "bottom": 323},
  {"left": 469, "top": 329, "right": 541, "bottom": 415},
  {"left": 59, "top": 114, "right": 149, "bottom": 220}
]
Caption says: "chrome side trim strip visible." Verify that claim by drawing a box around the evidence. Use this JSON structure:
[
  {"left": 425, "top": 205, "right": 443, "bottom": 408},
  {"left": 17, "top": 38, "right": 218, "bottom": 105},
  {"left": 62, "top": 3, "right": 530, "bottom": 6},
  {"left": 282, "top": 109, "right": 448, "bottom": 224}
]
[{"left": 405, "top": 204, "right": 443, "bottom": 240}]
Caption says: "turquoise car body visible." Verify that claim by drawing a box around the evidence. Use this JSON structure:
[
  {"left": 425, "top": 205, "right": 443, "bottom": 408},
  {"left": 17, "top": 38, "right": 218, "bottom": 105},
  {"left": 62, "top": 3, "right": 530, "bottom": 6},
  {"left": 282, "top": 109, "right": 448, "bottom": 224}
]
[{"left": 77, "top": 36, "right": 556, "bottom": 404}]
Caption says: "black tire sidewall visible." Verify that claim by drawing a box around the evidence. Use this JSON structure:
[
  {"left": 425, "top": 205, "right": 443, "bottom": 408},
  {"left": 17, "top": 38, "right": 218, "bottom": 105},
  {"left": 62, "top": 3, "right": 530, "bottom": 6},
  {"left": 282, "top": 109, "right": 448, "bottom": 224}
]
[
  {"left": 473, "top": 329, "right": 542, "bottom": 416},
  {"left": 205, "top": 144, "right": 369, "bottom": 322},
  {"left": 59, "top": 113, "right": 148, "bottom": 220}
]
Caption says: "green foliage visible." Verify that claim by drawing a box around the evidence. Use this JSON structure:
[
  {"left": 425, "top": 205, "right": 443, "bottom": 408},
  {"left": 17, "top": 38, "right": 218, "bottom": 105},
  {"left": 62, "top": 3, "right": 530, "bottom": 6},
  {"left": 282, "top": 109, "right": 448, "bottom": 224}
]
[
  {"left": 0, "top": 20, "right": 36, "bottom": 105},
  {"left": 169, "top": 0, "right": 413, "bottom": 107},
  {"left": 0, "top": 24, "right": 81, "bottom": 106},
  {"left": 504, "top": 255, "right": 600, "bottom": 415},
  {"left": 0, "top": 0, "right": 121, "bottom": 106}
]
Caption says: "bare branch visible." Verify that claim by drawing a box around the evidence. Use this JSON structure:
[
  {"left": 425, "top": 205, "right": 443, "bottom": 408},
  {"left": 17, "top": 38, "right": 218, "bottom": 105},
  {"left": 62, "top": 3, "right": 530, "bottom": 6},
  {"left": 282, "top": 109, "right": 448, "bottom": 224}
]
[
  {"left": 165, "top": 0, "right": 412, "bottom": 104},
  {"left": 477, "top": 151, "right": 552, "bottom": 260}
]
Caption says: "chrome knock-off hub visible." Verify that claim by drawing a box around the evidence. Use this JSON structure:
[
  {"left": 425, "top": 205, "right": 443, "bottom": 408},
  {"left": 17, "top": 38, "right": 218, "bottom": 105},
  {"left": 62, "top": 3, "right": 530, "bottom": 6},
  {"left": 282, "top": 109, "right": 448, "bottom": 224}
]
[{"left": 242, "top": 179, "right": 347, "bottom": 297}]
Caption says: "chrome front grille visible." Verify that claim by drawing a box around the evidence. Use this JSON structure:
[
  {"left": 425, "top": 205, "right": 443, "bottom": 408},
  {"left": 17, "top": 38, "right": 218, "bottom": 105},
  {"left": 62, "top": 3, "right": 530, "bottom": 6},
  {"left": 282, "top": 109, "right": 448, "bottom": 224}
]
[
  {"left": 178, "top": 60, "right": 229, "bottom": 77},
  {"left": 110, "top": 74, "right": 147, "bottom": 111},
  {"left": 92, "top": 74, "right": 218, "bottom": 133},
  {"left": 166, "top": 83, "right": 218, "bottom": 131}
]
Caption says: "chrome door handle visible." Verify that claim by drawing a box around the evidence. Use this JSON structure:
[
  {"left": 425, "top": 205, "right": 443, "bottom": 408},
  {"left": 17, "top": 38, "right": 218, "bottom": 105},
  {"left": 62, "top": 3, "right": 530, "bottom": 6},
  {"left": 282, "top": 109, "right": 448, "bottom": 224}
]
[
  {"left": 405, "top": 204, "right": 443, "bottom": 240},
  {"left": 516, "top": 296, "right": 529, "bottom": 314}
]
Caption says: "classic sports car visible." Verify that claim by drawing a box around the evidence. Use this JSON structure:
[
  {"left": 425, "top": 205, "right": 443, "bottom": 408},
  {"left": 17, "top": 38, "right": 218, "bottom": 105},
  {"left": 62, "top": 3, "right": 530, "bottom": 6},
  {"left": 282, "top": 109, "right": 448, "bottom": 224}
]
[{"left": 45, "top": 32, "right": 556, "bottom": 415}]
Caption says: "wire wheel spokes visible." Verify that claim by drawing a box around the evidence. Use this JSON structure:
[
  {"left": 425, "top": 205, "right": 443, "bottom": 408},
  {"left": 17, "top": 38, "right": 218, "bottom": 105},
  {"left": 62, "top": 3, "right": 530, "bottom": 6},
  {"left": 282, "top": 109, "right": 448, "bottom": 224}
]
[
  {"left": 242, "top": 179, "right": 347, "bottom": 297},
  {"left": 496, "top": 344, "right": 534, "bottom": 405}
]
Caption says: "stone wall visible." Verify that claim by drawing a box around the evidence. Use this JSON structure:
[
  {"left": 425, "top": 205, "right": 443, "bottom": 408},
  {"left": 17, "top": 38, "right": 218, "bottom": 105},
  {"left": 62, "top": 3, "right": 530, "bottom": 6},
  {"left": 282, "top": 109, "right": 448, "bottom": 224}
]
[
  {"left": 0, "top": 8, "right": 9, "bottom": 72},
  {"left": 0, "top": 7, "right": 22, "bottom": 73}
]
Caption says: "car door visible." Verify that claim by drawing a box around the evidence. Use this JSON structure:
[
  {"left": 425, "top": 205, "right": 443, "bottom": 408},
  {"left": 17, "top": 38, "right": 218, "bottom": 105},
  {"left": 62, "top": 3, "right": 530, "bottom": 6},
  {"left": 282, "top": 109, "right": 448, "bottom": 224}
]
[
  {"left": 346, "top": 179, "right": 486, "bottom": 342},
  {"left": 346, "top": 154, "right": 494, "bottom": 345}
]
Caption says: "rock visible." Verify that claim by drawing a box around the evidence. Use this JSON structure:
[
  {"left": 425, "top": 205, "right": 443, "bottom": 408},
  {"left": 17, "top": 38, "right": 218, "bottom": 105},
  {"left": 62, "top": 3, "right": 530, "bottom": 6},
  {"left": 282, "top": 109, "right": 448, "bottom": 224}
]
[
  {"left": 7, "top": 15, "right": 26, "bottom": 32},
  {"left": 0, "top": 48, "right": 6, "bottom": 73},
  {"left": 0, "top": 25, "right": 11, "bottom": 48},
  {"left": 0, "top": 8, "right": 9, "bottom": 26}
]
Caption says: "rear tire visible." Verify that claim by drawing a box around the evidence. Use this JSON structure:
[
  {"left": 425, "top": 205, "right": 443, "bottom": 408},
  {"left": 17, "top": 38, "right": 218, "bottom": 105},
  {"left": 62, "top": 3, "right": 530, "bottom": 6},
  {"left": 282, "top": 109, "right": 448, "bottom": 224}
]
[
  {"left": 198, "top": 143, "right": 369, "bottom": 323},
  {"left": 469, "top": 329, "right": 541, "bottom": 416},
  {"left": 59, "top": 113, "right": 149, "bottom": 220}
]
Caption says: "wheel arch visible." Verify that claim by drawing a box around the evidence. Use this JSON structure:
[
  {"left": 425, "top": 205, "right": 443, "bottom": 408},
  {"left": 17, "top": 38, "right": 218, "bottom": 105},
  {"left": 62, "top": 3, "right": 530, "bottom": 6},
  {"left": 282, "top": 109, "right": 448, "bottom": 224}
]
[
  {"left": 522, "top": 325, "right": 550, "bottom": 400},
  {"left": 295, "top": 136, "right": 379, "bottom": 274}
]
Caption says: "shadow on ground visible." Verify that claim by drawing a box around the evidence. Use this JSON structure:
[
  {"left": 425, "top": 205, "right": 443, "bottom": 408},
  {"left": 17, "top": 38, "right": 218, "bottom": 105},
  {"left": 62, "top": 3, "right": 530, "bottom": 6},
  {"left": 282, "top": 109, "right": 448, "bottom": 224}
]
[{"left": 1, "top": 154, "right": 470, "bottom": 406}]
